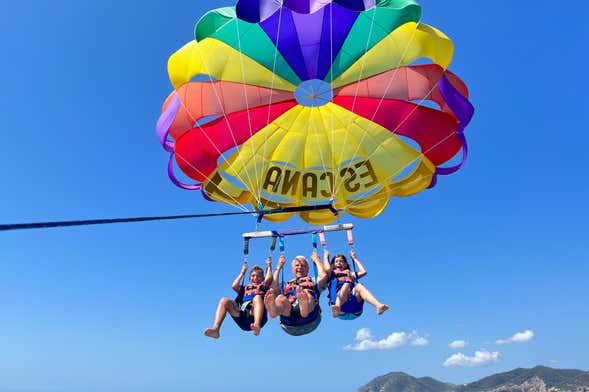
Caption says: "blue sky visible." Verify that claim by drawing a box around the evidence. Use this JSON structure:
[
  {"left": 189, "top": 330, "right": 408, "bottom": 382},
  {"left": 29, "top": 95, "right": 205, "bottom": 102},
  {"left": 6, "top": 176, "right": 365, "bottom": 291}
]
[{"left": 1, "top": 0, "right": 588, "bottom": 391}]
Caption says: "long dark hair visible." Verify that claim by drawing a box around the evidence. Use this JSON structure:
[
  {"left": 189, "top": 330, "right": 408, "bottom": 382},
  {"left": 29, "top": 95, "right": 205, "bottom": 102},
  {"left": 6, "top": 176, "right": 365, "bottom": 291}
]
[{"left": 330, "top": 254, "right": 350, "bottom": 270}]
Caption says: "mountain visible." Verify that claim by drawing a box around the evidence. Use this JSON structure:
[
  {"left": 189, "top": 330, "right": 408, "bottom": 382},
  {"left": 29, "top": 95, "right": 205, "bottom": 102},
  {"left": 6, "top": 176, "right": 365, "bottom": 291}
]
[
  {"left": 358, "top": 372, "right": 456, "bottom": 392},
  {"left": 359, "top": 366, "right": 589, "bottom": 392}
]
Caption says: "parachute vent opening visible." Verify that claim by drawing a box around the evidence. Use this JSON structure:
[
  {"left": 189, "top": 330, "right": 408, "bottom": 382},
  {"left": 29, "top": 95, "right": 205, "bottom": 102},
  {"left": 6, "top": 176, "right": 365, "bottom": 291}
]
[{"left": 295, "top": 79, "right": 333, "bottom": 107}]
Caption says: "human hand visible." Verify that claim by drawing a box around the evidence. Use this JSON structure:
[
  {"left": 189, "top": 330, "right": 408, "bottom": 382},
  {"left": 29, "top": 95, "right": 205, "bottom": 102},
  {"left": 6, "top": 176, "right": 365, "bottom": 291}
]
[
  {"left": 278, "top": 255, "right": 286, "bottom": 268},
  {"left": 266, "top": 257, "right": 272, "bottom": 266},
  {"left": 350, "top": 250, "right": 357, "bottom": 259},
  {"left": 311, "top": 252, "right": 320, "bottom": 263},
  {"left": 240, "top": 262, "right": 248, "bottom": 274}
]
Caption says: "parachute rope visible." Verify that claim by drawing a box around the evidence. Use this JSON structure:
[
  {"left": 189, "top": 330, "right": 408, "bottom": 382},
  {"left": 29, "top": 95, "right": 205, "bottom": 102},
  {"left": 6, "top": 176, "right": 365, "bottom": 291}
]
[
  {"left": 191, "top": 36, "right": 263, "bottom": 205},
  {"left": 174, "top": 151, "right": 250, "bottom": 212},
  {"left": 234, "top": 20, "right": 261, "bottom": 204},
  {"left": 342, "top": 129, "right": 461, "bottom": 211},
  {"left": 333, "top": 6, "right": 379, "bottom": 199},
  {"left": 332, "top": 15, "right": 421, "bottom": 199},
  {"left": 260, "top": 7, "right": 285, "bottom": 212}
]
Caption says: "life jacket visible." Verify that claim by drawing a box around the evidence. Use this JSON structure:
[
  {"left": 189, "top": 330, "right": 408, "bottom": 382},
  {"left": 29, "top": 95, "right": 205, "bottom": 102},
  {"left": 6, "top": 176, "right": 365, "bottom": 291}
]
[
  {"left": 242, "top": 282, "right": 267, "bottom": 302},
  {"left": 328, "top": 268, "right": 357, "bottom": 307},
  {"left": 332, "top": 268, "right": 354, "bottom": 284},
  {"left": 283, "top": 276, "right": 317, "bottom": 303}
]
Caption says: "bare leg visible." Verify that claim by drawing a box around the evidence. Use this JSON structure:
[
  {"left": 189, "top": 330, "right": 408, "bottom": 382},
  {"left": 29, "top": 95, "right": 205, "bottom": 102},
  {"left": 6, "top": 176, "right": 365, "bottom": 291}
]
[
  {"left": 332, "top": 282, "right": 351, "bottom": 317},
  {"left": 264, "top": 288, "right": 279, "bottom": 318},
  {"left": 204, "top": 297, "right": 239, "bottom": 339},
  {"left": 250, "top": 295, "right": 264, "bottom": 336},
  {"left": 355, "top": 283, "right": 389, "bottom": 315},
  {"left": 275, "top": 294, "right": 292, "bottom": 317}
]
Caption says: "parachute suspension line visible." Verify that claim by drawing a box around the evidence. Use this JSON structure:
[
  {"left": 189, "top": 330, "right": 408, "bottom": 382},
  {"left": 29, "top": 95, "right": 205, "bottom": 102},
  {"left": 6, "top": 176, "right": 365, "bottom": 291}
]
[
  {"left": 174, "top": 152, "right": 250, "bottom": 212},
  {"left": 342, "top": 129, "right": 460, "bottom": 211},
  {"left": 161, "top": 90, "right": 252, "bottom": 209},
  {"left": 192, "top": 36, "right": 262, "bottom": 206},
  {"left": 309, "top": 88, "right": 332, "bottom": 203},
  {"left": 332, "top": 14, "right": 421, "bottom": 199},
  {"left": 333, "top": 6, "right": 378, "bottom": 199},
  {"left": 259, "top": 7, "right": 285, "bottom": 212},
  {"left": 336, "top": 24, "right": 421, "bottom": 183},
  {"left": 366, "top": 25, "right": 421, "bottom": 124},
  {"left": 329, "top": 3, "right": 337, "bottom": 203},
  {"left": 234, "top": 20, "right": 264, "bottom": 207}
]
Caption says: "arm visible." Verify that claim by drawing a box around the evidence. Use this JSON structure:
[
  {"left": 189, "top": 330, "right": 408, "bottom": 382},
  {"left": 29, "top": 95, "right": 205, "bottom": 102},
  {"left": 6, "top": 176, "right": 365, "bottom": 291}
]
[
  {"left": 322, "top": 248, "right": 331, "bottom": 276},
  {"left": 312, "top": 252, "right": 330, "bottom": 289},
  {"left": 263, "top": 257, "right": 273, "bottom": 287},
  {"left": 231, "top": 262, "right": 248, "bottom": 293},
  {"left": 350, "top": 250, "right": 367, "bottom": 279},
  {"left": 271, "top": 255, "right": 286, "bottom": 292}
]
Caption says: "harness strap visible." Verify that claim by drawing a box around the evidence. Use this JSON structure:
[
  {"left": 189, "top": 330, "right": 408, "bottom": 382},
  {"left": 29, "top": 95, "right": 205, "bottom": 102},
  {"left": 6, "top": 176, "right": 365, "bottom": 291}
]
[{"left": 311, "top": 233, "right": 318, "bottom": 281}]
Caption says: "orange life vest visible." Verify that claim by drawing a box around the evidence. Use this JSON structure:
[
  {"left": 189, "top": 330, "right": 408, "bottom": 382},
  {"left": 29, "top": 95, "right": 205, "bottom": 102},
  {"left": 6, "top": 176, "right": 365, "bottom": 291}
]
[
  {"left": 283, "top": 276, "right": 317, "bottom": 303},
  {"left": 242, "top": 283, "right": 267, "bottom": 302},
  {"left": 332, "top": 268, "right": 354, "bottom": 284}
]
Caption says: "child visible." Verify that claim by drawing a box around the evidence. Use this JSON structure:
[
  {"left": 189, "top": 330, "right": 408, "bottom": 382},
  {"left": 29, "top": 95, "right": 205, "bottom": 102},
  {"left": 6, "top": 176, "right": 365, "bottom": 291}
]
[
  {"left": 204, "top": 257, "right": 273, "bottom": 339},
  {"left": 324, "top": 250, "right": 389, "bottom": 319}
]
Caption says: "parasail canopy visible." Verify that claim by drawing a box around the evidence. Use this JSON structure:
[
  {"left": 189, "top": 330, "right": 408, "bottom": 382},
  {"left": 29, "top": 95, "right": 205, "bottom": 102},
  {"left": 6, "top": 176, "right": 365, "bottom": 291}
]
[{"left": 156, "top": 0, "right": 474, "bottom": 224}]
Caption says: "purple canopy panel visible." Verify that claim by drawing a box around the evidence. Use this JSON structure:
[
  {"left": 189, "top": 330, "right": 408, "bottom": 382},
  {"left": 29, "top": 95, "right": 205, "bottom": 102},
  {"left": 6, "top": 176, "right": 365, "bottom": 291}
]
[
  {"left": 156, "top": 93, "right": 180, "bottom": 153},
  {"left": 261, "top": 9, "right": 309, "bottom": 81},
  {"left": 168, "top": 154, "right": 203, "bottom": 191},
  {"left": 236, "top": 0, "right": 376, "bottom": 22},
  {"left": 336, "top": 0, "right": 375, "bottom": 10},
  {"left": 428, "top": 73, "right": 474, "bottom": 188},
  {"left": 317, "top": 3, "right": 359, "bottom": 80},
  {"left": 261, "top": 4, "right": 359, "bottom": 81},
  {"left": 236, "top": 0, "right": 282, "bottom": 23},
  {"left": 292, "top": 8, "right": 325, "bottom": 79}
]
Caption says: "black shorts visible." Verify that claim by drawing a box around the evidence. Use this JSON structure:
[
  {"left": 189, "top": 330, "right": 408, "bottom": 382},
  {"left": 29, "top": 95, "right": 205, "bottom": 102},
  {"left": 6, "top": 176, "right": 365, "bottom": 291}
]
[{"left": 230, "top": 302, "right": 268, "bottom": 331}]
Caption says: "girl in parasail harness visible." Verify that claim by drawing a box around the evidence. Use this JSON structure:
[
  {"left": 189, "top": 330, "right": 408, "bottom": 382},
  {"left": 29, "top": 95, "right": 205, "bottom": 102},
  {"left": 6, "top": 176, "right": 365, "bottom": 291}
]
[
  {"left": 204, "top": 257, "right": 273, "bottom": 339},
  {"left": 264, "top": 253, "right": 329, "bottom": 336},
  {"left": 324, "top": 250, "right": 389, "bottom": 319}
]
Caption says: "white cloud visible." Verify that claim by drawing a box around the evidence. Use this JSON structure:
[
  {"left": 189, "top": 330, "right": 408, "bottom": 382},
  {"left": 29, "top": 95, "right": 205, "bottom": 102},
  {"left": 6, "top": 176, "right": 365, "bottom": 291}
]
[
  {"left": 443, "top": 349, "right": 501, "bottom": 367},
  {"left": 355, "top": 327, "right": 372, "bottom": 341},
  {"left": 495, "top": 330, "right": 534, "bottom": 345},
  {"left": 450, "top": 340, "right": 468, "bottom": 349},
  {"left": 344, "top": 329, "right": 429, "bottom": 351}
]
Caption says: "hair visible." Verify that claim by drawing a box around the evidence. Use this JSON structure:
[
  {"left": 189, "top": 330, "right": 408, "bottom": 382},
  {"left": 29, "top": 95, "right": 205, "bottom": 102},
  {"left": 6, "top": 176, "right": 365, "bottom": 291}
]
[
  {"left": 249, "top": 265, "right": 264, "bottom": 278},
  {"left": 291, "top": 255, "right": 309, "bottom": 268},
  {"left": 330, "top": 254, "right": 350, "bottom": 270}
]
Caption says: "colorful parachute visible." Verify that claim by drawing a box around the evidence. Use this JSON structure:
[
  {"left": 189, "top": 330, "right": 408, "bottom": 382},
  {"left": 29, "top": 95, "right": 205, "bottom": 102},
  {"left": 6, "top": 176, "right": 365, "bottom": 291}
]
[{"left": 156, "top": 0, "right": 474, "bottom": 224}]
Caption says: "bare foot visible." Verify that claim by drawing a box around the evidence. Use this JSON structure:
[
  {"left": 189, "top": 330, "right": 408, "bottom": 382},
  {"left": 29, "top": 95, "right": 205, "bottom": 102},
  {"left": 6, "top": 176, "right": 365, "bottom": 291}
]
[
  {"left": 204, "top": 328, "right": 220, "bottom": 339},
  {"left": 377, "top": 304, "right": 389, "bottom": 315},
  {"left": 264, "top": 289, "right": 278, "bottom": 318},
  {"left": 331, "top": 304, "right": 343, "bottom": 318},
  {"left": 297, "top": 288, "right": 311, "bottom": 317},
  {"left": 250, "top": 323, "right": 261, "bottom": 336}
]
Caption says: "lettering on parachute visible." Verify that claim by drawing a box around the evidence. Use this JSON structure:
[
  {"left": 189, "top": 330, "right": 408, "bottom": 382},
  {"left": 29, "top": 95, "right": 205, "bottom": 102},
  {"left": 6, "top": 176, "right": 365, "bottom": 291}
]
[{"left": 261, "top": 160, "right": 378, "bottom": 198}]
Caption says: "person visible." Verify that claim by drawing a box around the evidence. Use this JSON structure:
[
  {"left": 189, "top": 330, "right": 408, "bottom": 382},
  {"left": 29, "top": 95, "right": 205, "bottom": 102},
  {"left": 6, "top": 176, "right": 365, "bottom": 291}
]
[
  {"left": 323, "top": 250, "right": 389, "bottom": 319},
  {"left": 264, "top": 253, "right": 329, "bottom": 336},
  {"left": 204, "top": 257, "right": 273, "bottom": 339}
]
